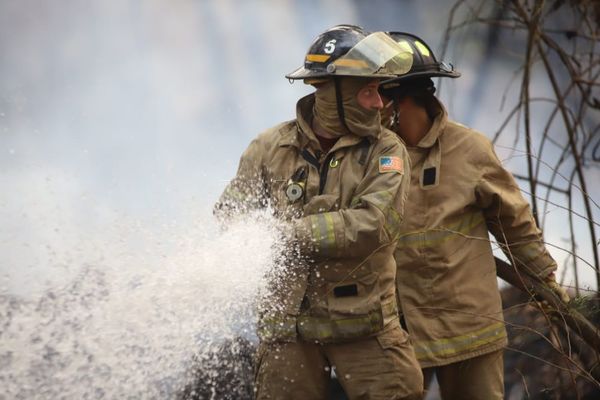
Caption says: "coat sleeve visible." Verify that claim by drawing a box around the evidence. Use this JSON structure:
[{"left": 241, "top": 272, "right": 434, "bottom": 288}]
[
  {"left": 474, "top": 138, "right": 557, "bottom": 279},
  {"left": 294, "top": 138, "right": 410, "bottom": 259},
  {"left": 213, "top": 138, "right": 268, "bottom": 221}
]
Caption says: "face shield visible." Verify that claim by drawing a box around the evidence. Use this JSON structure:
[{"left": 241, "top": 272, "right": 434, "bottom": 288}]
[{"left": 328, "top": 32, "right": 414, "bottom": 78}]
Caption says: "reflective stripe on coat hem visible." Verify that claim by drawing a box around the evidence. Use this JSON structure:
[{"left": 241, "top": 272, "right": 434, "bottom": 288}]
[
  {"left": 259, "top": 300, "right": 399, "bottom": 343},
  {"left": 418, "top": 338, "right": 507, "bottom": 368},
  {"left": 414, "top": 322, "right": 507, "bottom": 365}
]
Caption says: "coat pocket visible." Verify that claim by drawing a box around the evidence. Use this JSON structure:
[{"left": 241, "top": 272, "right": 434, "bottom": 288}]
[{"left": 326, "top": 272, "right": 381, "bottom": 320}]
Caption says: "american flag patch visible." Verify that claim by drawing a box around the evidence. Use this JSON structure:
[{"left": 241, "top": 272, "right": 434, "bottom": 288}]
[{"left": 379, "top": 156, "right": 404, "bottom": 174}]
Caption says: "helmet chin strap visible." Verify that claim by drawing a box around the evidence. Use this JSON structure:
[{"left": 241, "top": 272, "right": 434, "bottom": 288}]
[
  {"left": 381, "top": 99, "right": 398, "bottom": 129},
  {"left": 333, "top": 77, "right": 352, "bottom": 134}
]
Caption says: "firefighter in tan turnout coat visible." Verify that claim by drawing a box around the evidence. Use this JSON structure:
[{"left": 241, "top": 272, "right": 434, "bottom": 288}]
[
  {"left": 378, "top": 32, "right": 570, "bottom": 400},
  {"left": 215, "top": 25, "right": 423, "bottom": 399}
]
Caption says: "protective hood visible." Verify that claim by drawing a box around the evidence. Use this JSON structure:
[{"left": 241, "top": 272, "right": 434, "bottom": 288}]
[{"left": 313, "top": 78, "right": 381, "bottom": 139}]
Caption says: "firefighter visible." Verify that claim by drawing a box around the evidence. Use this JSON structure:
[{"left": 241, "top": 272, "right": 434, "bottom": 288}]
[
  {"left": 378, "top": 32, "right": 571, "bottom": 399},
  {"left": 215, "top": 25, "right": 424, "bottom": 399}
]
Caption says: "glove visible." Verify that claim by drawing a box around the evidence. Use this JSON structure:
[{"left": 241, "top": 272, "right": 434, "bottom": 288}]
[{"left": 544, "top": 273, "right": 570, "bottom": 304}]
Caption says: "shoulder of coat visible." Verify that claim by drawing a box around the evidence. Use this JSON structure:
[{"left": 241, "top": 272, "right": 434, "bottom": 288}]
[
  {"left": 445, "top": 120, "right": 493, "bottom": 149},
  {"left": 252, "top": 119, "right": 297, "bottom": 148},
  {"left": 378, "top": 127, "right": 408, "bottom": 151}
]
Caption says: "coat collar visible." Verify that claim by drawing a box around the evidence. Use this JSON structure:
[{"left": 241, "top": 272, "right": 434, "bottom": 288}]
[{"left": 416, "top": 96, "right": 448, "bottom": 149}]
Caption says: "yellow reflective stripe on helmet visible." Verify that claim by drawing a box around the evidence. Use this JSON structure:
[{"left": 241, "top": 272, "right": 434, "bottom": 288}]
[
  {"left": 333, "top": 58, "right": 371, "bottom": 68},
  {"left": 413, "top": 322, "right": 506, "bottom": 361},
  {"left": 397, "top": 212, "right": 485, "bottom": 247},
  {"left": 397, "top": 40, "right": 414, "bottom": 54},
  {"left": 306, "top": 54, "right": 330, "bottom": 63},
  {"left": 415, "top": 41, "right": 431, "bottom": 57},
  {"left": 310, "top": 214, "right": 337, "bottom": 255}
]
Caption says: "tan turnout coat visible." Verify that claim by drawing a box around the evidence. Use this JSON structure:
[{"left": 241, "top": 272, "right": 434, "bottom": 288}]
[
  {"left": 395, "top": 98, "right": 557, "bottom": 367},
  {"left": 216, "top": 93, "right": 411, "bottom": 343}
]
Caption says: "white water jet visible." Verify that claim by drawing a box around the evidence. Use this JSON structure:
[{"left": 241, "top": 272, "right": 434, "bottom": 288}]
[{"left": 0, "top": 210, "right": 284, "bottom": 399}]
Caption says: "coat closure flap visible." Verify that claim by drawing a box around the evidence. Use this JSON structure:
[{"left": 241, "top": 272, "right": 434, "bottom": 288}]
[
  {"left": 416, "top": 97, "right": 448, "bottom": 149},
  {"left": 417, "top": 98, "right": 448, "bottom": 189}
]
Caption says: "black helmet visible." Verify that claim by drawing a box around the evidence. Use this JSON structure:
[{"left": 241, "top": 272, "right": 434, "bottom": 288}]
[
  {"left": 286, "top": 25, "right": 414, "bottom": 81},
  {"left": 380, "top": 32, "right": 460, "bottom": 90}
]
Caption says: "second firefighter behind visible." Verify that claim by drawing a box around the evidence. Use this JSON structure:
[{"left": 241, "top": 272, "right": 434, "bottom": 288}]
[{"left": 378, "top": 31, "right": 570, "bottom": 400}]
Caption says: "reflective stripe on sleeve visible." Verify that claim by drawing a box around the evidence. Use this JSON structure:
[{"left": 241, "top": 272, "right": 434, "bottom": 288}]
[
  {"left": 362, "top": 190, "right": 403, "bottom": 240},
  {"left": 257, "top": 315, "right": 297, "bottom": 341},
  {"left": 309, "top": 214, "right": 337, "bottom": 255},
  {"left": 385, "top": 208, "right": 403, "bottom": 240}
]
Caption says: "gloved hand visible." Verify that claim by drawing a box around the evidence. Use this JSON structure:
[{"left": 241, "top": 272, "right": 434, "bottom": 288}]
[{"left": 544, "top": 273, "right": 570, "bottom": 304}]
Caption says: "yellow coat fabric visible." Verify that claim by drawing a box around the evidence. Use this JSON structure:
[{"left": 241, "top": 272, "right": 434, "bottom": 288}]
[
  {"left": 395, "top": 98, "right": 557, "bottom": 367},
  {"left": 216, "top": 93, "right": 411, "bottom": 343}
]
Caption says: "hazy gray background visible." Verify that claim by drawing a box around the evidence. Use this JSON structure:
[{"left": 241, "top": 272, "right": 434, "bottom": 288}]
[{"left": 1, "top": 0, "right": 598, "bottom": 293}]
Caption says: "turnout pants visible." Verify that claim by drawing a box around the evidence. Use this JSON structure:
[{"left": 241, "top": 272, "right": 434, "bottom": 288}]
[
  {"left": 254, "top": 325, "right": 423, "bottom": 400},
  {"left": 423, "top": 349, "right": 504, "bottom": 400}
]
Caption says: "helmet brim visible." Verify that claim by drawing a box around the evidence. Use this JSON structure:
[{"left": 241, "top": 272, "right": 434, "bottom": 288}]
[
  {"left": 285, "top": 66, "right": 330, "bottom": 80},
  {"left": 286, "top": 66, "right": 401, "bottom": 81},
  {"left": 381, "top": 70, "right": 460, "bottom": 88}
]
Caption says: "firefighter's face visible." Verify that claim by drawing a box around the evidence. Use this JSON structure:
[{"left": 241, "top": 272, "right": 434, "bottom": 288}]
[{"left": 356, "top": 80, "right": 384, "bottom": 110}]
